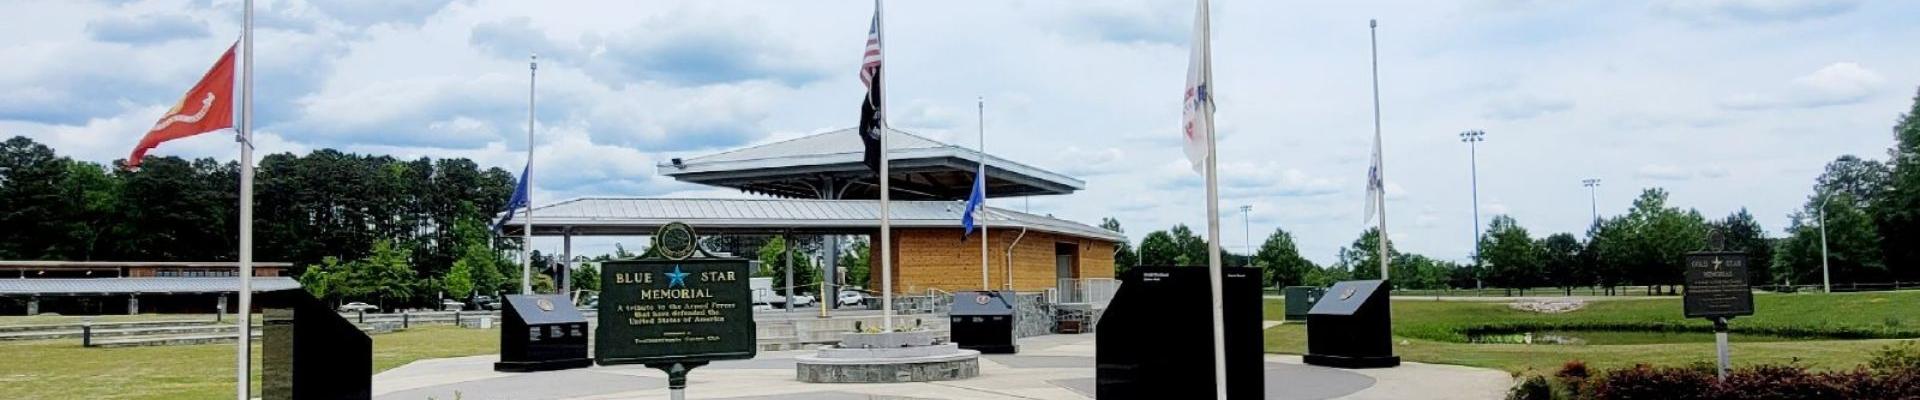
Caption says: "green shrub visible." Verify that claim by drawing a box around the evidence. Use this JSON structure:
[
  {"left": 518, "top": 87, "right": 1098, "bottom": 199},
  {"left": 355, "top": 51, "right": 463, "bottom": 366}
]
[
  {"left": 1586, "top": 363, "right": 1920, "bottom": 399},
  {"left": 1555, "top": 360, "right": 1590, "bottom": 398},
  {"left": 1590, "top": 364, "right": 1712, "bottom": 400},
  {"left": 1506, "top": 373, "right": 1554, "bottom": 400},
  {"left": 1870, "top": 340, "right": 1920, "bottom": 374}
]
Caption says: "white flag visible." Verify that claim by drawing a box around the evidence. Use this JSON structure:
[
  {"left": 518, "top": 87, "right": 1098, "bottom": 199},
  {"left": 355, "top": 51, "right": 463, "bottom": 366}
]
[
  {"left": 1181, "top": 0, "right": 1212, "bottom": 174},
  {"left": 1364, "top": 131, "right": 1384, "bottom": 224}
]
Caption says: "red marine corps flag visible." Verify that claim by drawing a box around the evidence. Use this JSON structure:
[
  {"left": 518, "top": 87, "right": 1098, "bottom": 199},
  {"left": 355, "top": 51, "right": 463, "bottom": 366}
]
[{"left": 126, "top": 42, "right": 237, "bottom": 170}]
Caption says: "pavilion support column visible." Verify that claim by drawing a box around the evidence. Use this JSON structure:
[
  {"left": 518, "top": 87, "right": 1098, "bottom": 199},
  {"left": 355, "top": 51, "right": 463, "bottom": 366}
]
[
  {"left": 561, "top": 230, "right": 573, "bottom": 301},
  {"left": 27, "top": 296, "right": 39, "bottom": 316},
  {"left": 783, "top": 231, "right": 794, "bottom": 312},
  {"left": 127, "top": 294, "right": 139, "bottom": 315},
  {"left": 824, "top": 235, "right": 838, "bottom": 310}
]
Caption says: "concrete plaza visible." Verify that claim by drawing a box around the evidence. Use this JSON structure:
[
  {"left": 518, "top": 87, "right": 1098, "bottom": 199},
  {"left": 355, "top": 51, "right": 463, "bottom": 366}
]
[{"left": 372, "top": 331, "right": 1511, "bottom": 400}]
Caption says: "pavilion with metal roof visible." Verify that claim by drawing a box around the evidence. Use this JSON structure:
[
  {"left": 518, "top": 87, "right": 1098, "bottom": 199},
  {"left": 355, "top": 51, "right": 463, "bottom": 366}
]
[
  {"left": 497, "top": 197, "right": 1122, "bottom": 242},
  {"left": 506, "top": 126, "right": 1122, "bottom": 301},
  {"left": 657, "top": 127, "right": 1083, "bottom": 200}
]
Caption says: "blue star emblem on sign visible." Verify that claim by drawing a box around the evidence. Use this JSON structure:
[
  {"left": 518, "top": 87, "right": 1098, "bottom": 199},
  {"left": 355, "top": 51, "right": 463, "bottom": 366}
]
[{"left": 666, "top": 265, "right": 690, "bottom": 288}]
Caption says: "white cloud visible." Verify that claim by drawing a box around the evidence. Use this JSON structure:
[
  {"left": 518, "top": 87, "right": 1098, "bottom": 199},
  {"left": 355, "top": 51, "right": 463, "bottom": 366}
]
[
  {"left": 1721, "top": 62, "right": 1886, "bottom": 110},
  {"left": 85, "top": 12, "right": 209, "bottom": 44},
  {"left": 1482, "top": 95, "right": 1574, "bottom": 120},
  {"left": 1215, "top": 162, "right": 1343, "bottom": 198},
  {"left": 1653, "top": 0, "right": 1861, "bottom": 24},
  {"left": 304, "top": 0, "right": 462, "bottom": 28},
  {"left": 1634, "top": 164, "right": 1730, "bottom": 181},
  {"left": 1481, "top": 201, "right": 1511, "bottom": 216},
  {"left": 1636, "top": 164, "right": 1696, "bottom": 180},
  {"left": 1049, "top": 146, "right": 1127, "bottom": 177},
  {"left": 1384, "top": 183, "right": 1410, "bottom": 201}
]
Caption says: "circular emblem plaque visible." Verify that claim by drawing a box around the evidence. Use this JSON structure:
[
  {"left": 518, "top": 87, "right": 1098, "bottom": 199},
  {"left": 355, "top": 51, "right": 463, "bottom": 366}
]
[
  {"left": 975, "top": 294, "right": 991, "bottom": 305},
  {"left": 535, "top": 298, "right": 555, "bottom": 312},
  {"left": 1340, "top": 288, "right": 1357, "bottom": 300},
  {"left": 655, "top": 222, "right": 698, "bottom": 260}
]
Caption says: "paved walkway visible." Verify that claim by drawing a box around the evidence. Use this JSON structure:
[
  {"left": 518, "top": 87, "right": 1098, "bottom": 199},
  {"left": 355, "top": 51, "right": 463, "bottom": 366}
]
[{"left": 373, "top": 334, "right": 1509, "bottom": 400}]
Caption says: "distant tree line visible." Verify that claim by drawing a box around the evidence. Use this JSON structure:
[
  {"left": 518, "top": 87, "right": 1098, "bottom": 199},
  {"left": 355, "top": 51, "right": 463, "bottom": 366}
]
[
  {"left": 1107, "top": 88, "right": 1920, "bottom": 293},
  {"left": 0, "top": 138, "right": 542, "bottom": 308}
]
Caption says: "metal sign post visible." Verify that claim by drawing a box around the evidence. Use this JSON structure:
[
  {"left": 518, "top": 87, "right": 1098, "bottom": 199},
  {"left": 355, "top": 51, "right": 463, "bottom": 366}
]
[
  {"left": 652, "top": 361, "right": 707, "bottom": 400},
  {"left": 1684, "top": 249, "right": 1752, "bottom": 381},
  {"left": 1712, "top": 317, "right": 1731, "bottom": 380}
]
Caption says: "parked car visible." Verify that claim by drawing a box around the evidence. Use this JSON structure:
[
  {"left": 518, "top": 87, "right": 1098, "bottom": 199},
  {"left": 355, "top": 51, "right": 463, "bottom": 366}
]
[
  {"left": 440, "top": 300, "right": 465, "bottom": 311},
  {"left": 472, "top": 295, "right": 500, "bottom": 311},
  {"left": 838, "top": 290, "right": 872, "bottom": 307},
  {"left": 338, "top": 302, "right": 376, "bottom": 313}
]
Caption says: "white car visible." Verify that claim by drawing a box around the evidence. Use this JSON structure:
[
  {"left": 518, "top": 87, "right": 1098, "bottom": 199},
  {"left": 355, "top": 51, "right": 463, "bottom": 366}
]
[
  {"left": 338, "top": 302, "right": 377, "bottom": 313},
  {"left": 838, "top": 290, "right": 870, "bottom": 306}
]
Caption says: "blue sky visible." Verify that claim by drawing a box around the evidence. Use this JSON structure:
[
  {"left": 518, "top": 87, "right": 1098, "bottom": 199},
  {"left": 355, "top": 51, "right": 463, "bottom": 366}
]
[{"left": 4, "top": 0, "right": 1917, "bottom": 265}]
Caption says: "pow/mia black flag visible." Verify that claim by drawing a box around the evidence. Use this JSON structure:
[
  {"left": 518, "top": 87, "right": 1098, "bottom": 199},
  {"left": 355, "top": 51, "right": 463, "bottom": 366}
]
[
  {"left": 859, "top": 66, "right": 883, "bottom": 173},
  {"left": 857, "top": 9, "right": 883, "bottom": 173}
]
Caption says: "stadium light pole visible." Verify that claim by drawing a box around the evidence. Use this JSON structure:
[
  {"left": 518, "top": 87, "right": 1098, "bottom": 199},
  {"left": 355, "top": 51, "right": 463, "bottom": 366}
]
[
  {"left": 1460, "top": 130, "right": 1486, "bottom": 284},
  {"left": 1582, "top": 178, "right": 1601, "bottom": 222},
  {"left": 1819, "top": 194, "right": 1832, "bottom": 294}
]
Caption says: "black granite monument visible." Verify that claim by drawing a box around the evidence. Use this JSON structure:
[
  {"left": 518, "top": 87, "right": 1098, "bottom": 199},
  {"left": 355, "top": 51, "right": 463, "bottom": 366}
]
[
  {"left": 1096, "top": 266, "right": 1263, "bottom": 399},
  {"left": 494, "top": 294, "right": 593, "bottom": 372},
  {"left": 1304, "top": 280, "right": 1399, "bottom": 368},
  {"left": 259, "top": 288, "right": 371, "bottom": 400},
  {"left": 949, "top": 290, "right": 1018, "bottom": 354}
]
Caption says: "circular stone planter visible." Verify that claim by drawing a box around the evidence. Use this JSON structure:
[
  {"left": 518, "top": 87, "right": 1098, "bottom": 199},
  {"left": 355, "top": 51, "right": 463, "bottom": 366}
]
[{"left": 796, "top": 333, "right": 980, "bottom": 383}]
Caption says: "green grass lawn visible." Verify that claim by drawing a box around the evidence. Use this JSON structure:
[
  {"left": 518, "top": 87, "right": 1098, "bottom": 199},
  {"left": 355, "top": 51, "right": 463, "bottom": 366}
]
[
  {"left": 0, "top": 325, "right": 497, "bottom": 400},
  {"left": 1263, "top": 290, "right": 1920, "bottom": 373}
]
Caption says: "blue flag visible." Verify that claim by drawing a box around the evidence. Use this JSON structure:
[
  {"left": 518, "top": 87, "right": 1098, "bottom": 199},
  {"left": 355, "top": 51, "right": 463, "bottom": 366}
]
[
  {"left": 495, "top": 163, "right": 530, "bottom": 231},
  {"left": 962, "top": 167, "right": 985, "bottom": 238}
]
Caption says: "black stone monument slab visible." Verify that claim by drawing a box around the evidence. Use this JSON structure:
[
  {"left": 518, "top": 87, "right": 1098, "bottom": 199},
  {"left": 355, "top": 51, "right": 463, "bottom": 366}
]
[
  {"left": 1283, "top": 286, "right": 1326, "bottom": 321},
  {"left": 259, "top": 288, "right": 371, "bottom": 400},
  {"left": 1304, "top": 280, "right": 1400, "bottom": 368},
  {"left": 1096, "top": 266, "right": 1263, "bottom": 400},
  {"left": 949, "top": 290, "right": 1018, "bottom": 354},
  {"left": 494, "top": 294, "right": 593, "bottom": 372}
]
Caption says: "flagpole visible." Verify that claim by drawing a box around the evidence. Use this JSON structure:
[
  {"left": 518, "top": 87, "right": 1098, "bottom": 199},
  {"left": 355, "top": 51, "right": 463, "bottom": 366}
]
[
  {"left": 876, "top": 0, "right": 894, "bottom": 333},
  {"left": 1371, "top": 19, "right": 1389, "bottom": 281},
  {"left": 979, "top": 97, "right": 989, "bottom": 291},
  {"left": 1198, "top": 0, "right": 1228, "bottom": 397},
  {"left": 235, "top": 0, "right": 255, "bottom": 398},
  {"left": 522, "top": 53, "right": 536, "bottom": 295}
]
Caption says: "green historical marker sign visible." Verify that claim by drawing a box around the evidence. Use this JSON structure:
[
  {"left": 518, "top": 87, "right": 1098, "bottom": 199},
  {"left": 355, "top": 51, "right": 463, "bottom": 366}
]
[
  {"left": 1684, "top": 251, "right": 1753, "bottom": 319},
  {"left": 595, "top": 258, "right": 757, "bottom": 366}
]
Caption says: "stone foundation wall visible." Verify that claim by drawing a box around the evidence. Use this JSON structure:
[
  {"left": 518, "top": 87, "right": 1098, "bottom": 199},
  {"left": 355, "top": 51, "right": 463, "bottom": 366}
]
[
  {"left": 797, "top": 357, "right": 979, "bottom": 383},
  {"left": 1010, "top": 292, "right": 1054, "bottom": 338}
]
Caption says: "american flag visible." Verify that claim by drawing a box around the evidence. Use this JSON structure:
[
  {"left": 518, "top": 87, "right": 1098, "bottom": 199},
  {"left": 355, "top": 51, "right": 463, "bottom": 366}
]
[
  {"left": 859, "top": 12, "right": 882, "bottom": 89},
  {"left": 856, "top": 5, "right": 886, "bottom": 173}
]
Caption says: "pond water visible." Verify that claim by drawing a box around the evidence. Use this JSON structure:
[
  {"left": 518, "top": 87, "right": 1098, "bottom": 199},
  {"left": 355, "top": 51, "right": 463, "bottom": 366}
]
[{"left": 1464, "top": 330, "right": 1800, "bottom": 345}]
